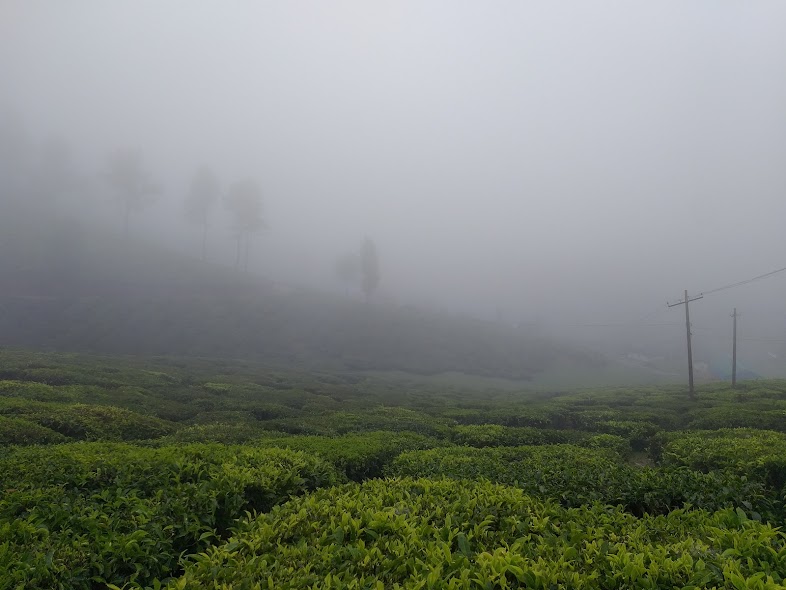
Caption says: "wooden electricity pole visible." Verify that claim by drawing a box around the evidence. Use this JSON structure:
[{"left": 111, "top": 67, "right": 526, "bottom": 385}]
[
  {"left": 731, "top": 308, "right": 738, "bottom": 388},
  {"left": 668, "top": 290, "right": 703, "bottom": 398}
]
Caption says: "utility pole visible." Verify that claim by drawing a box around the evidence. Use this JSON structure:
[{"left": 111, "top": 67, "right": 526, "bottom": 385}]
[
  {"left": 731, "top": 308, "right": 738, "bottom": 388},
  {"left": 668, "top": 290, "right": 704, "bottom": 398}
]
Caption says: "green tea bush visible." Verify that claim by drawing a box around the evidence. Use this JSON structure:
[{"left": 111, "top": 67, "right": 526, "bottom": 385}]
[
  {"left": 0, "top": 380, "right": 61, "bottom": 401},
  {"left": 687, "top": 408, "right": 786, "bottom": 432},
  {"left": 387, "top": 445, "right": 772, "bottom": 516},
  {"left": 255, "top": 431, "right": 449, "bottom": 480},
  {"left": 442, "top": 406, "right": 556, "bottom": 428},
  {"left": 0, "top": 416, "right": 68, "bottom": 445},
  {"left": 450, "top": 424, "right": 590, "bottom": 447},
  {"left": 0, "top": 443, "right": 340, "bottom": 589},
  {"left": 590, "top": 420, "right": 660, "bottom": 451},
  {"left": 158, "top": 422, "right": 273, "bottom": 444},
  {"left": 262, "top": 406, "right": 452, "bottom": 437},
  {"left": 171, "top": 478, "right": 786, "bottom": 589},
  {"left": 584, "top": 433, "right": 632, "bottom": 458},
  {"left": 388, "top": 445, "right": 628, "bottom": 506},
  {"left": 7, "top": 403, "right": 176, "bottom": 441},
  {"left": 662, "top": 429, "right": 786, "bottom": 490}
]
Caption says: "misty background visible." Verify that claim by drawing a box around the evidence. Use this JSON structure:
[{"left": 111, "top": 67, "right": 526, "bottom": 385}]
[{"left": 2, "top": 1, "right": 786, "bottom": 381}]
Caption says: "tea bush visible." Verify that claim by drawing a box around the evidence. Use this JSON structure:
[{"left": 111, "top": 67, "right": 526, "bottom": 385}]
[
  {"left": 0, "top": 443, "right": 340, "bottom": 589},
  {"left": 387, "top": 445, "right": 773, "bottom": 516},
  {"left": 450, "top": 424, "right": 590, "bottom": 447},
  {"left": 1, "top": 403, "right": 176, "bottom": 441},
  {"left": 662, "top": 429, "right": 786, "bottom": 491},
  {"left": 0, "top": 415, "right": 68, "bottom": 445},
  {"left": 171, "top": 478, "right": 786, "bottom": 589},
  {"left": 254, "top": 431, "right": 449, "bottom": 480}
]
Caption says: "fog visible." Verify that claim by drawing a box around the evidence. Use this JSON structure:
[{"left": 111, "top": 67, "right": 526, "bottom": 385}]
[{"left": 2, "top": 1, "right": 786, "bottom": 377}]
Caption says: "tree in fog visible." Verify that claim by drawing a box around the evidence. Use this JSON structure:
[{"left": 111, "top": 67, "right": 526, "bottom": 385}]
[
  {"left": 225, "top": 179, "right": 265, "bottom": 271},
  {"left": 105, "top": 148, "right": 157, "bottom": 238},
  {"left": 335, "top": 252, "right": 360, "bottom": 296},
  {"left": 184, "top": 165, "right": 220, "bottom": 262},
  {"left": 360, "top": 237, "right": 380, "bottom": 301}
]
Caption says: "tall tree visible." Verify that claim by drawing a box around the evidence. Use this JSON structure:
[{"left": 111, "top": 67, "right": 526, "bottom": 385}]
[
  {"left": 360, "top": 237, "right": 380, "bottom": 301},
  {"left": 225, "top": 179, "right": 265, "bottom": 271},
  {"left": 184, "top": 165, "right": 220, "bottom": 262},
  {"left": 105, "top": 148, "right": 157, "bottom": 238}
]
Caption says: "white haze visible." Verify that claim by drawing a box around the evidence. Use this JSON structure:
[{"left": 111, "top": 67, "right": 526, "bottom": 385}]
[{"left": 2, "top": 1, "right": 786, "bottom": 372}]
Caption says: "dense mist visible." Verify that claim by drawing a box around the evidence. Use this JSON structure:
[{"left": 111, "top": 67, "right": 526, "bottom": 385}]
[{"left": 2, "top": 1, "right": 786, "bottom": 380}]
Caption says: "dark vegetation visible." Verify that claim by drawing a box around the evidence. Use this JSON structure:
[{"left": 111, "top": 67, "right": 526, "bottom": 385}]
[{"left": 2, "top": 348, "right": 786, "bottom": 588}]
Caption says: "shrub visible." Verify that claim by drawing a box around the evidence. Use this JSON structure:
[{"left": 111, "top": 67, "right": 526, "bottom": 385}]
[
  {"left": 387, "top": 445, "right": 773, "bottom": 517},
  {"left": 0, "top": 443, "right": 341, "bottom": 589},
  {"left": 171, "top": 478, "right": 786, "bottom": 589},
  {"left": 450, "top": 424, "right": 590, "bottom": 447},
  {"left": 8, "top": 404, "right": 176, "bottom": 441},
  {"left": 0, "top": 416, "right": 68, "bottom": 445},
  {"left": 255, "top": 431, "right": 448, "bottom": 480},
  {"left": 662, "top": 429, "right": 786, "bottom": 491}
]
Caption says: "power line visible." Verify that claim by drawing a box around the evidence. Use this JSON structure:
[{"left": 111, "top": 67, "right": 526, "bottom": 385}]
[
  {"left": 540, "top": 322, "right": 682, "bottom": 328},
  {"left": 700, "top": 265, "right": 786, "bottom": 296}
]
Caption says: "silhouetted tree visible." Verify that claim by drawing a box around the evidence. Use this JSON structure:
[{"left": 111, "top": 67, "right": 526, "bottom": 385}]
[
  {"left": 184, "top": 165, "right": 220, "bottom": 262},
  {"left": 225, "top": 179, "right": 265, "bottom": 271},
  {"left": 335, "top": 252, "right": 360, "bottom": 296},
  {"left": 105, "top": 148, "right": 157, "bottom": 237},
  {"left": 360, "top": 237, "right": 380, "bottom": 301}
]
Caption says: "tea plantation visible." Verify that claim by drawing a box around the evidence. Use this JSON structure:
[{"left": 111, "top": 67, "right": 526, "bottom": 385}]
[{"left": 1, "top": 348, "right": 786, "bottom": 589}]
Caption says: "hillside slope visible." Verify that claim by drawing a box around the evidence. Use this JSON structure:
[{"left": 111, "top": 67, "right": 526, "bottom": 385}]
[{"left": 0, "top": 211, "right": 603, "bottom": 379}]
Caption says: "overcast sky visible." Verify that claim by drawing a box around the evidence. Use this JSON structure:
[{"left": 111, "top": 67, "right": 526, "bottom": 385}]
[{"left": 2, "top": 1, "right": 786, "bottom": 361}]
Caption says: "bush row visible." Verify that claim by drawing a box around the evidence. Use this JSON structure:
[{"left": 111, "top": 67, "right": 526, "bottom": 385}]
[
  {"left": 387, "top": 445, "right": 775, "bottom": 517},
  {"left": 661, "top": 429, "right": 786, "bottom": 491},
  {"left": 0, "top": 443, "right": 340, "bottom": 589},
  {"left": 171, "top": 478, "right": 786, "bottom": 589}
]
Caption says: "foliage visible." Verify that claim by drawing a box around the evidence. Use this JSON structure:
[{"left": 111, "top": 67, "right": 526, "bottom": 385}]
[
  {"left": 0, "top": 443, "right": 340, "bottom": 589},
  {"left": 450, "top": 424, "right": 590, "bottom": 447},
  {"left": 686, "top": 407, "right": 786, "bottom": 432},
  {"left": 262, "top": 406, "right": 453, "bottom": 438},
  {"left": 254, "top": 431, "right": 448, "bottom": 481},
  {"left": 589, "top": 420, "right": 659, "bottom": 451},
  {"left": 172, "top": 478, "right": 786, "bottom": 589},
  {"left": 662, "top": 429, "right": 786, "bottom": 491},
  {"left": 1, "top": 402, "right": 176, "bottom": 441},
  {"left": 3, "top": 351, "right": 786, "bottom": 588},
  {"left": 387, "top": 445, "right": 773, "bottom": 516},
  {"left": 158, "top": 422, "right": 274, "bottom": 445},
  {"left": 0, "top": 415, "right": 68, "bottom": 445}
]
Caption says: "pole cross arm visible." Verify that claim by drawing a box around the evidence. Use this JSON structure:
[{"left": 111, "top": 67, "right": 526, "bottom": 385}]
[{"left": 667, "top": 295, "right": 704, "bottom": 308}]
